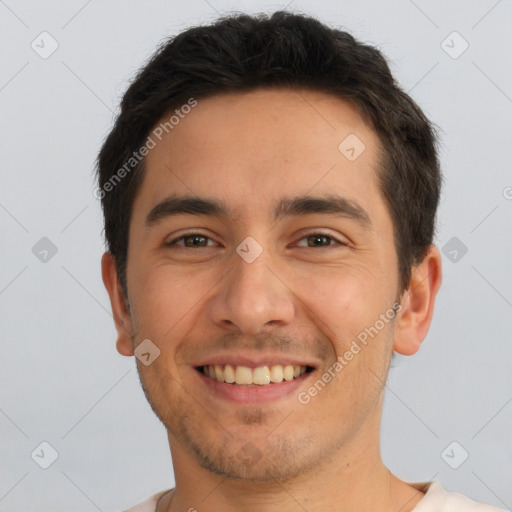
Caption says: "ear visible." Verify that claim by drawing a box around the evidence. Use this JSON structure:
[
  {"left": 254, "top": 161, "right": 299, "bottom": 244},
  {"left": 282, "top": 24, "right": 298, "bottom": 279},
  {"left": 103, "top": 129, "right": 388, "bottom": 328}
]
[
  {"left": 393, "top": 245, "right": 442, "bottom": 356},
  {"left": 101, "top": 252, "right": 134, "bottom": 357}
]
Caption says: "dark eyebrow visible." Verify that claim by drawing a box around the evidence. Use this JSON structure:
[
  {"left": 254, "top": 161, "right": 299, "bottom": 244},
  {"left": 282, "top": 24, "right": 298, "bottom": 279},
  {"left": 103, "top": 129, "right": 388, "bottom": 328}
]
[
  {"left": 146, "top": 196, "right": 230, "bottom": 226},
  {"left": 273, "top": 194, "right": 372, "bottom": 228},
  {"left": 145, "top": 194, "right": 372, "bottom": 228}
]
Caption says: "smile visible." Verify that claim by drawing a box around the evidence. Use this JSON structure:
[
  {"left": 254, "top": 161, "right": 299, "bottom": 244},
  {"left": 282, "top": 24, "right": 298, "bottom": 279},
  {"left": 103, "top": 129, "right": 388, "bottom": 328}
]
[{"left": 197, "top": 364, "right": 314, "bottom": 386}]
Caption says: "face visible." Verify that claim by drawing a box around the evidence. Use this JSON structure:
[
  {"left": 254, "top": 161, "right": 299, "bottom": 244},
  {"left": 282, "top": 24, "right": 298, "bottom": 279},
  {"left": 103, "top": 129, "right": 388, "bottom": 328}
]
[{"left": 119, "top": 88, "right": 405, "bottom": 482}]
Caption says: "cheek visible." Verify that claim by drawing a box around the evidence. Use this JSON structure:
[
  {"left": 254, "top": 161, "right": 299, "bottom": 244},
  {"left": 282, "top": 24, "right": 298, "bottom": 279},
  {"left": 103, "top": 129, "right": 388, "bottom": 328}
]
[
  {"left": 289, "top": 265, "right": 395, "bottom": 374},
  {"left": 128, "top": 263, "right": 223, "bottom": 339},
  {"left": 291, "top": 267, "right": 375, "bottom": 340}
]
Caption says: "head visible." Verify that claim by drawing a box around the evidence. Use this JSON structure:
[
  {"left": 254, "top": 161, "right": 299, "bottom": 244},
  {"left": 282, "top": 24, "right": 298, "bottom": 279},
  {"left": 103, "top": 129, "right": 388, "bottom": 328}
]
[{"left": 99, "top": 11, "right": 442, "bottom": 483}]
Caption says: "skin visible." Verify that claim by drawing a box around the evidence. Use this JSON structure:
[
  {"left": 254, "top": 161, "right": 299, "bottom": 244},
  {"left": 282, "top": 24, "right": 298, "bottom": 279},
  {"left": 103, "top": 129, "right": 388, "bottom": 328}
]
[{"left": 102, "top": 88, "right": 442, "bottom": 512}]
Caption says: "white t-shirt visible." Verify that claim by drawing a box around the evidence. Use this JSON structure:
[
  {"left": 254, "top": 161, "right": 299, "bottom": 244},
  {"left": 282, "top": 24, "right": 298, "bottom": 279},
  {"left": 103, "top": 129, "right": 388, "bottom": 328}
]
[{"left": 122, "top": 481, "right": 509, "bottom": 511}]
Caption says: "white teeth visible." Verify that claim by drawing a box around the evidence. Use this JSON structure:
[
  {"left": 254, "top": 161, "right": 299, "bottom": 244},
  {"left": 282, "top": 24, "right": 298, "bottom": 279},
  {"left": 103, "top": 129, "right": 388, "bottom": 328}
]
[
  {"left": 214, "top": 365, "right": 224, "bottom": 382},
  {"left": 269, "top": 365, "right": 283, "bottom": 383},
  {"left": 224, "top": 364, "right": 235, "bottom": 383},
  {"left": 283, "top": 365, "right": 294, "bottom": 381},
  {"left": 201, "top": 364, "right": 309, "bottom": 385},
  {"left": 252, "top": 366, "right": 270, "bottom": 385},
  {"left": 235, "top": 366, "right": 253, "bottom": 385}
]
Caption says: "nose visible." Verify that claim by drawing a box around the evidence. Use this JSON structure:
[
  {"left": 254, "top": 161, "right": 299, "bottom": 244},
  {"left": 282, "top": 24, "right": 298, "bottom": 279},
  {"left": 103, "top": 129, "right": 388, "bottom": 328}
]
[{"left": 209, "top": 247, "right": 296, "bottom": 335}]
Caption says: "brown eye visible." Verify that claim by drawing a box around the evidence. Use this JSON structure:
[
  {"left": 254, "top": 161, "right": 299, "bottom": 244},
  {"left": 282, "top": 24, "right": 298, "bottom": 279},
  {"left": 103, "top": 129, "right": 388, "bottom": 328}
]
[
  {"left": 167, "top": 233, "right": 216, "bottom": 247},
  {"left": 307, "top": 235, "right": 333, "bottom": 247},
  {"left": 184, "top": 235, "right": 209, "bottom": 247},
  {"left": 295, "top": 232, "right": 344, "bottom": 248}
]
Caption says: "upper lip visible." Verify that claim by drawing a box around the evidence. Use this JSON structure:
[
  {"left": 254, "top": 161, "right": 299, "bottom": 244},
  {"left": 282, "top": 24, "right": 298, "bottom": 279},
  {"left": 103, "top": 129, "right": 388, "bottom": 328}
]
[{"left": 193, "top": 352, "right": 318, "bottom": 369}]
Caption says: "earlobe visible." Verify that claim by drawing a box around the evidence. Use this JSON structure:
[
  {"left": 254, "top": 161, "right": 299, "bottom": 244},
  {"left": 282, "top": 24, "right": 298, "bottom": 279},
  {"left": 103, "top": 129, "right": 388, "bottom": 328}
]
[
  {"left": 101, "top": 252, "right": 135, "bottom": 357},
  {"left": 393, "top": 245, "right": 443, "bottom": 356}
]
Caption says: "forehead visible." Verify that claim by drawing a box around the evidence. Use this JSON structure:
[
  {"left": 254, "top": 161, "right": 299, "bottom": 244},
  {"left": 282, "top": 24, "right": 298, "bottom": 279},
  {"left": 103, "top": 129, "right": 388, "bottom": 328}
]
[{"left": 136, "top": 88, "right": 383, "bottom": 223}]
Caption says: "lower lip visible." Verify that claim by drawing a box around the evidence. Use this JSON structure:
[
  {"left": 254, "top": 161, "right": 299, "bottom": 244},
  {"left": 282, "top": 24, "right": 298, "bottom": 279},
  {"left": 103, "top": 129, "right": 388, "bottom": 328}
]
[{"left": 195, "top": 369, "right": 313, "bottom": 404}]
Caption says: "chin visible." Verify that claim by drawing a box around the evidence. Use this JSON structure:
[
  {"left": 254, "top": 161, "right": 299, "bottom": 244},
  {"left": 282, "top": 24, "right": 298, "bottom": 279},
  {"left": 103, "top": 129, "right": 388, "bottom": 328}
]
[
  {"left": 192, "top": 442, "right": 311, "bottom": 483},
  {"left": 181, "top": 426, "right": 330, "bottom": 484}
]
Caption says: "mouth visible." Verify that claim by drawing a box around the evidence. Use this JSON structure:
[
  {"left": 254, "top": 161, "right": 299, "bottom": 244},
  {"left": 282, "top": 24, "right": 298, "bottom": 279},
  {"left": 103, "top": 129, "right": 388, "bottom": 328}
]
[{"left": 196, "top": 364, "right": 315, "bottom": 386}]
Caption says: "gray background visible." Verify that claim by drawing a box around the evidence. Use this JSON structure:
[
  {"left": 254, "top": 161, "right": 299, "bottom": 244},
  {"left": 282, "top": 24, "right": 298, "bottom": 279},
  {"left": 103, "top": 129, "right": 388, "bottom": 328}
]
[{"left": 1, "top": 0, "right": 511, "bottom": 510}]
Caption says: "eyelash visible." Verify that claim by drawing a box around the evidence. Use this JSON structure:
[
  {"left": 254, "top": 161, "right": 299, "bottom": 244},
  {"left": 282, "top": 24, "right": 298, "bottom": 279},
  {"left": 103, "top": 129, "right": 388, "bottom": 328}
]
[{"left": 167, "top": 232, "right": 346, "bottom": 248}]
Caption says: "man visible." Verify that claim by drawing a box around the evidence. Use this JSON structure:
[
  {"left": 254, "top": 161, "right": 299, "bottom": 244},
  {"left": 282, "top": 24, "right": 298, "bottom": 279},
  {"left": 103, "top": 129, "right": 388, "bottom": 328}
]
[{"left": 97, "top": 11, "right": 505, "bottom": 512}]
